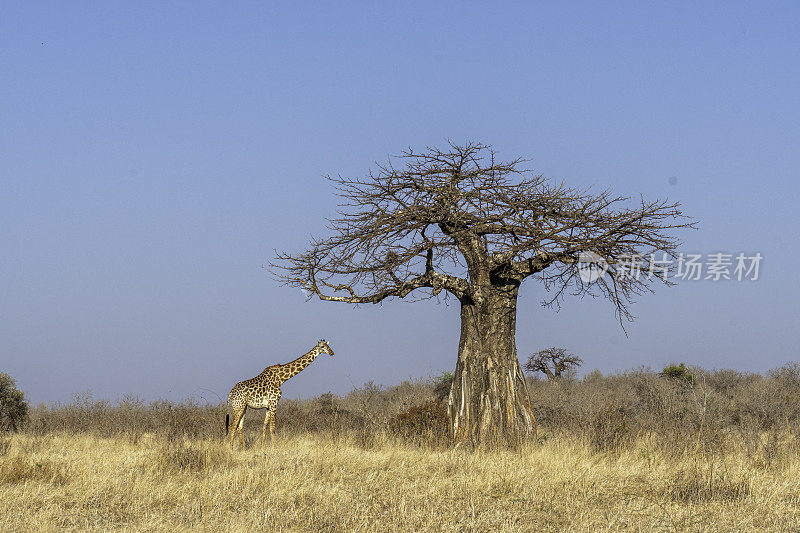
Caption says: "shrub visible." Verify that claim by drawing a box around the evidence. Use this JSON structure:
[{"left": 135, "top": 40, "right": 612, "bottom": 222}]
[
  {"left": 389, "top": 400, "right": 449, "bottom": 443},
  {"left": 0, "top": 373, "right": 29, "bottom": 432},
  {"left": 433, "top": 372, "right": 453, "bottom": 402},
  {"left": 588, "top": 405, "right": 630, "bottom": 453},
  {"left": 661, "top": 363, "right": 694, "bottom": 383},
  {"left": 14, "top": 363, "right": 800, "bottom": 455}
]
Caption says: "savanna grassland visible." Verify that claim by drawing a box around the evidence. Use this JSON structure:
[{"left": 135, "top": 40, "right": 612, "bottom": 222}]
[{"left": 2, "top": 365, "right": 800, "bottom": 532}]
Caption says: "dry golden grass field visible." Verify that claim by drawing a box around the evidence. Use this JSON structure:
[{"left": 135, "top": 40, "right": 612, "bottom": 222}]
[
  {"left": 3, "top": 366, "right": 800, "bottom": 531},
  {"left": 1, "top": 431, "right": 800, "bottom": 532}
]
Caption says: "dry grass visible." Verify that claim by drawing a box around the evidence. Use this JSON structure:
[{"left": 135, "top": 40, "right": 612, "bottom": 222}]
[
  {"left": 1, "top": 431, "right": 799, "bottom": 532},
  {"left": 4, "top": 366, "right": 800, "bottom": 530}
]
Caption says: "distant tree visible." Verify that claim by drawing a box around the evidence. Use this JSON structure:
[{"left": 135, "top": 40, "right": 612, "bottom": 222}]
[
  {"left": 273, "top": 142, "right": 693, "bottom": 445},
  {"left": 525, "top": 348, "right": 583, "bottom": 381},
  {"left": 0, "top": 373, "right": 28, "bottom": 432}
]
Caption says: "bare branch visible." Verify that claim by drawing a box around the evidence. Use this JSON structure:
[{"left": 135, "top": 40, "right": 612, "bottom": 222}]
[{"left": 271, "top": 142, "right": 695, "bottom": 320}]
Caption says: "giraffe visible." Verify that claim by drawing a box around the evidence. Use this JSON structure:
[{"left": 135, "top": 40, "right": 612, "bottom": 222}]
[{"left": 225, "top": 339, "right": 334, "bottom": 449}]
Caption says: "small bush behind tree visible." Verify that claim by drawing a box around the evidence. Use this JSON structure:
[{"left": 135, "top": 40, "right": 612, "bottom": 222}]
[
  {"left": 433, "top": 371, "right": 454, "bottom": 403},
  {"left": 0, "top": 373, "right": 29, "bottom": 432},
  {"left": 388, "top": 400, "right": 449, "bottom": 444}
]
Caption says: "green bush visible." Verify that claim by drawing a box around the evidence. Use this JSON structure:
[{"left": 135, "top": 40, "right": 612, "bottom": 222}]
[
  {"left": 0, "top": 373, "right": 29, "bottom": 432},
  {"left": 661, "top": 363, "right": 694, "bottom": 383}
]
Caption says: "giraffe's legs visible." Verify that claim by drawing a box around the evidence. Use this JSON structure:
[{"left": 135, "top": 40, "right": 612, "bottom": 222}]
[
  {"left": 237, "top": 412, "right": 245, "bottom": 451},
  {"left": 261, "top": 409, "right": 272, "bottom": 447},
  {"left": 269, "top": 411, "right": 276, "bottom": 443},
  {"left": 229, "top": 407, "right": 245, "bottom": 449},
  {"left": 268, "top": 400, "right": 278, "bottom": 443},
  {"left": 230, "top": 406, "right": 246, "bottom": 450}
]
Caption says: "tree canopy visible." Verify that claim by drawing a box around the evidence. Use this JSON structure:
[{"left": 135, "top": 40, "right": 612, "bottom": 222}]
[{"left": 273, "top": 141, "right": 694, "bottom": 323}]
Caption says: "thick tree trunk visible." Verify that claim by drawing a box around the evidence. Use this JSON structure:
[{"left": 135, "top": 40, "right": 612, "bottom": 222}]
[{"left": 447, "top": 287, "right": 536, "bottom": 446}]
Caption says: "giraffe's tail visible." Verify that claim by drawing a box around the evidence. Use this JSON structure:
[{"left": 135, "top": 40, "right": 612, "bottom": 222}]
[{"left": 225, "top": 414, "right": 230, "bottom": 436}]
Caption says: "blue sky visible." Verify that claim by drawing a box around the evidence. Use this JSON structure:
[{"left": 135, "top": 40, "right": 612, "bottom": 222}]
[{"left": 2, "top": 2, "right": 798, "bottom": 404}]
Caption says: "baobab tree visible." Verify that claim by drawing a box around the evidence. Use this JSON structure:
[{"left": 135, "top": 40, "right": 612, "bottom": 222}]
[
  {"left": 273, "top": 142, "right": 693, "bottom": 445},
  {"left": 525, "top": 347, "right": 583, "bottom": 381}
]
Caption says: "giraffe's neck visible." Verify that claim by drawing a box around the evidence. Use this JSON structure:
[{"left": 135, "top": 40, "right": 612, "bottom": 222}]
[{"left": 279, "top": 346, "right": 321, "bottom": 382}]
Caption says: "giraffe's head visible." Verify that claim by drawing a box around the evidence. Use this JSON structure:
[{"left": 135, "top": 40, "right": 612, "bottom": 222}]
[{"left": 317, "top": 339, "right": 334, "bottom": 356}]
